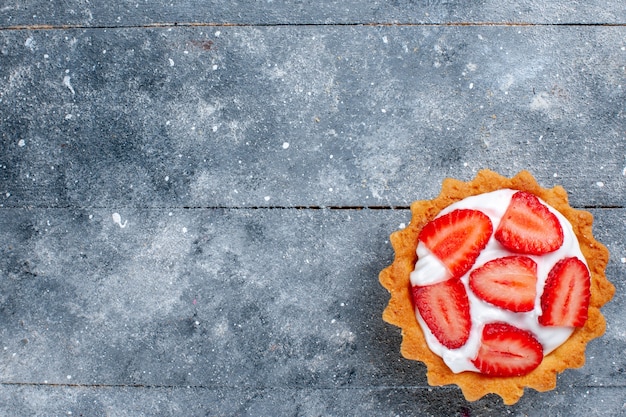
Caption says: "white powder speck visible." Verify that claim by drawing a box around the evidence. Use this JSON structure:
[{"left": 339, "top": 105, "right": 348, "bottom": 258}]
[
  {"left": 65, "top": 114, "right": 72, "bottom": 120},
  {"left": 463, "top": 162, "right": 468, "bottom": 167},
  {"left": 18, "top": 139, "right": 25, "bottom": 147},
  {"left": 621, "top": 257, "right": 626, "bottom": 263},
  {"left": 212, "top": 125, "right": 218, "bottom": 132},
  {"left": 215, "top": 31, "right": 221, "bottom": 37},
  {"left": 264, "top": 196, "right": 271, "bottom": 201},
  {"left": 112, "top": 212, "right": 128, "bottom": 228},
  {"left": 168, "top": 212, "right": 173, "bottom": 216},
  {"left": 212, "top": 64, "right": 218, "bottom": 70},
  {"left": 469, "top": 83, "right": 474, "bottom": 89},
  {"left": 182, "top": 227, "right": 188, "bottom": 233},
  {"left": 381, "top": 108, "right": 387, "bottom": 113},
  {"left": 5, "top": 193, "right": 10, "bottom": 198},
  {"left": 329, "top": 155, "right": 333, "bottom": 159},
  {"left": 169, "top": 58, "right": 175, "bottom": 66},
  {"left": 25, "top": 36, "right": 35, "bottom": 50},
  {"left": 399, "top": 223, "right": 406, "bottom": 229},
  {"left": 63, "top": 75, "right": 75, "bottom": 95},
  {"left": 67, "top": 375, "right": 72, "bottom": 380},
  {"left": 596, "top": 181, "right": 604, "bottom": 187},
  {"left": 282, "top": 142, "right": 289, "bottom": 149},
  {"left": 553, "top": 173, "right": 558, "bottom": 177},
  {"left": 329, "top": 187, "right": 333, "bottom": 192},
  {"left": 622, "top": 167, "right": 626, "bottom": 176},
  {"left": 382, "top": 36, "right": 388, "bottom": 44},
  {"left": 164, "top": 176, "right": 169, "bottom": 182},
  {"left": 44, "top": 54, "right": 49, "bottom": 59}
]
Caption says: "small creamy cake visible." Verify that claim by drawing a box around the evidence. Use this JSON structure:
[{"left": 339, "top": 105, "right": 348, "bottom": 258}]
[{"left": 379, "top": 170, "right": 614, "bottom": 405}]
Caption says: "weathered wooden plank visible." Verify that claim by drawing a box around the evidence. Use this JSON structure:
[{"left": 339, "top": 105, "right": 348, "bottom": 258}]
[
  {"left": 0, "top": 384, "right": 624, "bottom": 416},
  {"left": 0, "top": 0, "right": 625, "bottom": 28},
  {"left": 0, "top": 208, "right": 407, "bottom": 388},
  {"left": 1, "top": 26, "right": 624, "bottom": 209},
  {"left": 0, "top": 208, "right": 623, "bottom": 392}
]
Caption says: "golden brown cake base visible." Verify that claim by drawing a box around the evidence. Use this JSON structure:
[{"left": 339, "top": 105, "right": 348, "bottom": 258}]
[{"left": 379, "top": 169, "right": 615, "bottom": 405}]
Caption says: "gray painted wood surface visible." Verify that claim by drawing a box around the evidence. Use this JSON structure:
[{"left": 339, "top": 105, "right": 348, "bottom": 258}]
[
  {"left": 1, "top": 1, "right": 625, "bottom": 26},
  {"left": 2, "top": 26, "right": 624, "bottom": 209},
  {"left": 0, "top": 2, "right": 625, "bottom": 416}
]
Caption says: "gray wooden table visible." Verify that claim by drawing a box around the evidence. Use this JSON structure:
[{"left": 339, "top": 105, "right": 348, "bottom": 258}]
[{"left": 1, "top": 2, "right": 625, "bottom": 416}]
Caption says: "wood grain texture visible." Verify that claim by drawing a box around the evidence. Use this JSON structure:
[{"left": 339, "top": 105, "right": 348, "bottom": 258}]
[
  {"left": 0, "top": 385, "right": 625, "bottom": 416},
  {"left": 1, "top": 26, "right": 624, "bottom": 209},
  {"left": 0, "top": 0, "right": 625, "bottom": 28}
]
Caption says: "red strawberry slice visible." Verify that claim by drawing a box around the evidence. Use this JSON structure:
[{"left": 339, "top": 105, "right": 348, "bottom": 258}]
[
  {"left": 469, "top": 256, "right": 538, "bottom": 312},
  {"left": 412, "top": 279, "right": 471, "bottom": 349},
  {"left": 418, "top": 209, "right": 493, "bottom": 279},
  {"left": 495, "top": 191, "right": 564, "bottom": 255},
  {"left": 471, "top": 322, "right": 543, "bottom": 377},
  {"left": 539, "top": 257, "right": 590, "bottom": 327}
]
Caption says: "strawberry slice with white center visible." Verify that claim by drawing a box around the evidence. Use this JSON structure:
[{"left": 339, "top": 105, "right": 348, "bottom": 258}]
[
  {"left": 418, "top": 209, "right": 493, "bottom": 279},
  {"left": 495, "top": 191, "right": 564, "bottom": 255},
  {"left": 412, "top": 279, "right": 471, "bottom": 349},
  {"left": 472, "top": 322, "right": 543, "bottom": 377},
  {"left": 539, "top": 257, "right": 590, "bottom": 327},
  {"left": 469, "top": 256, "right": 538, "bottom": 312}
]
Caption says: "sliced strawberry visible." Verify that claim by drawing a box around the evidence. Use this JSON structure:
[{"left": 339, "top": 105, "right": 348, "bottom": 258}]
[
  {"left": 495, "top": 191, "right": 564, "bottom": 255},
  {"left": 539, "top": 257, "right": 590, "bottom": 327},
  {"left": 471, "top": 322, "right": 543, "bottom": 377},
  {"left": 412, "top": 279, "right": 471, "bottom": 349},
  {"left": 469, "top": 256, "right": 538, "bottom": 312},
  {"left": 418, "top": 209, "right": 493, "bottom": 279}
]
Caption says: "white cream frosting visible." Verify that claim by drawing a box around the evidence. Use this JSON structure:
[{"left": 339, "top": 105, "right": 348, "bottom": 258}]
[{"left": 410, "top": 189, "right": 587, "bottom": 374}]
